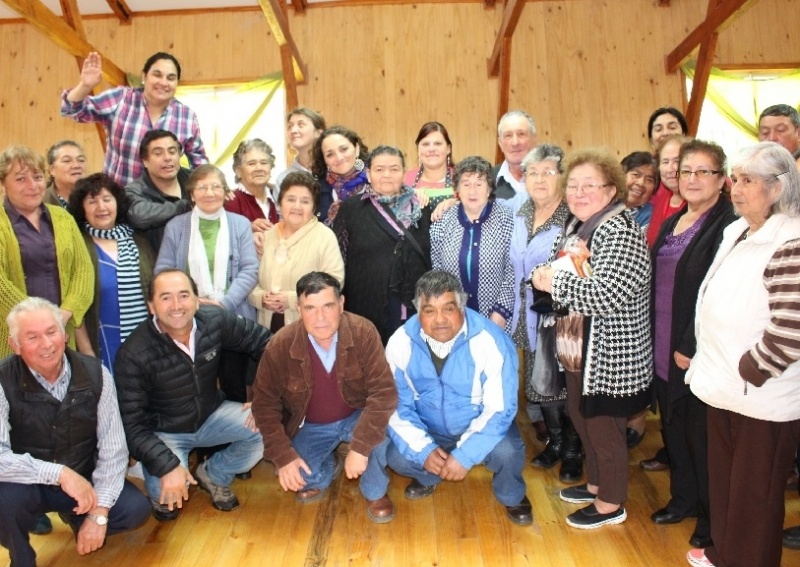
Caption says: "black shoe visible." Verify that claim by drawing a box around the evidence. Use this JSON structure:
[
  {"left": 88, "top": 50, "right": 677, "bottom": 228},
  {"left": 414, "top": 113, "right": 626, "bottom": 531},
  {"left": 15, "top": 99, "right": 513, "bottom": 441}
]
[
  {"left": 505, "top": 496, "right": 533, "bottom": 526},
  {"left": 626, "top": 428, "right": 645, "bottom": 450},
  {"left": 235, "top": 470, "right": 252, "bottom": 481},
  {"left": 531, "top": 405, "right": 563, "bottom": 468},
  {"left": 559, "top": 457, "right": 584, "bottom": 483},
  {"left": 690, "top": 534, "right": 713, "bottom": 549},
  {"left": 651, "top": 507, "right": 692, "bottom": 525},
  {"left": 531, "top": 442, "right": 561, "bottom": 468},
  {"left": 559, "top": 413, "right": 584, "bottom": 483},
  {"left": 784, "top": 525, "right": 800, "bottom": 550},
  {"left": 404, "top": 479, "right": 436, "bottom": 500},
  {"left": 559, "top": 483, "right": 595, "bottom": 503},
  {"left": 29, "top": 514, "right": 52, "bottom": 535},
  {"left": 150, "top": 500, "right": 180, "bottom": 522},
  {"left": 640, "top": 458, "right": 670, "bottom": 471},
  {"left": 566, "top": 504, "right": 626, "bottom": 529}
]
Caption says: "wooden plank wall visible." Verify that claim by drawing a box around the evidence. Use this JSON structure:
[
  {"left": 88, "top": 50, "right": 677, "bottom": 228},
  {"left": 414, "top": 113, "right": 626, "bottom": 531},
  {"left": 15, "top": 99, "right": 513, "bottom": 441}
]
[{"left": 0, "top": 0, "right": 797, "bottom": 174}]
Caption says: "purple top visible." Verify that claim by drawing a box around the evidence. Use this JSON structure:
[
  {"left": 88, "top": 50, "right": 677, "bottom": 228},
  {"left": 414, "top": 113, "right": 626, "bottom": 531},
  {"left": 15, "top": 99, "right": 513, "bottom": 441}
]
[
  {"left": 653, "top": 210, "right": 709, "bottom": 380},
  {"left": 3, "top": 200, "right": 60, "bottom": 304}
]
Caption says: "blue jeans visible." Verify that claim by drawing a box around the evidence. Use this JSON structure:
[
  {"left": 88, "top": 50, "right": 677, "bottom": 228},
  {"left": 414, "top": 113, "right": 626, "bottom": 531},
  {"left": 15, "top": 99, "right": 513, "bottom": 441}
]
[
  {"left": 387, "top": 421, "right": 527, "bottom": 507},
  {"left": 291, "top": 410, "right": 390, "bottom": 501},
  {"left": 0, "top": 480, "right": 150, "bottom": 567},
  {"left": 142, "top": 400, "right": 263, "bottom": 501}
]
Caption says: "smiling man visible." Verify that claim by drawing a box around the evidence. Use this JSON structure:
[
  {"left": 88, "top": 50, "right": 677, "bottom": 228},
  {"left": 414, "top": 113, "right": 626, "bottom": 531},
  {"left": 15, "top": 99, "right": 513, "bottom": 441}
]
[
  {"left": 384, "top": 270, "right": 533, "bottom": 526},
  {"left": 113, "top": 270, "right": 270, "bottom": 522},
  {"left": 125, "top": 129, "right": 193, "bottom": 251},
  {"left": 251, "top": 272, "right": 398, "bottom": 523},
  {"left": 0, "top": 298, "right": 149, "bottom": 567},
  {"left": 494, "top": 110, "right": 538, "bottom": 213}
]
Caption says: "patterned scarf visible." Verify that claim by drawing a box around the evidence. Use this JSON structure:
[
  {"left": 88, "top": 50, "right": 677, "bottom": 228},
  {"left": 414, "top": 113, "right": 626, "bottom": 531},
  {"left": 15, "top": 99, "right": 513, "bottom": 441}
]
[
  {"left": 366, "top": 184, "right": 422, "bottom": 229},
  {"left": 327, "top": 169, "right": 369, "bottom": 201},
  {"left": 83, "top": 223, "right": 148, "bottom": 340}
]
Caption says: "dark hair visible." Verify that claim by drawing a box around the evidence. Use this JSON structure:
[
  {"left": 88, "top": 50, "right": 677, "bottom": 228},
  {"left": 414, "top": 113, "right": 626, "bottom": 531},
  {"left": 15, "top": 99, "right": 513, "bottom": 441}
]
[
  {"left": 679, "top": 139, "right": 727, "bottom": 172},
  {"left": 46, "top": 140, "right": 84, "bottom": 167},
  {"left": 453, "top": 156, "right": 495, "bottom": 194},
  {"left": 148, "top": 269, "right": 198, "bottom": 301},
  {"left": 368, "top": 145, "right": 406, "bottom": 170},
  {"left": 647, "top": 107, "right": 688, "bottom": 140},
  {"left": 279, "top": 171, "right": 320, "bottom": 212},
  {"left": 412, "top": 270, "right": 467, "bottom": 311},
  {"left": 414, "top": 121, "right": 453, "bottom": 157},
  {"left": 69, "top": 173, "right": 129, "bottom": 226},
  {"left": 287, "top": 107, "right": 326, "bottom": 131},
  {"left": 621, "top": 151, "right": 657, "bottom": 173},
  {"left": 759, "top": 104, "right": 800, "bottom": 128},
  {"left": 311, "top": 125, "right": 369, "bottom": 179},
  {"left": 296, "top": 271, "right": 342, "bottom": 299},
  {"left": 139, "top": 129, "right": 180, "bottom": 160},
  {"left": 142, "top": 52, "right": 182, "bottom": 80}
]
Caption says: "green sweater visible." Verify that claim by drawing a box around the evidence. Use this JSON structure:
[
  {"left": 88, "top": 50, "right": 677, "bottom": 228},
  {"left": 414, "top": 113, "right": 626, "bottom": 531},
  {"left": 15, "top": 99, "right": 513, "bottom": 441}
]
[{"left": 0, "top": 204, "right": 94, "bottom": 357}]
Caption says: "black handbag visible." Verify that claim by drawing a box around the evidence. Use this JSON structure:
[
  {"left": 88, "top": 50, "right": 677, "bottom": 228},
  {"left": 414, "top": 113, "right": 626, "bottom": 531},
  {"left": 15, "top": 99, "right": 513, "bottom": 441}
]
[{"left": 529, "top": 313, "right": 565, "bottom": 398}]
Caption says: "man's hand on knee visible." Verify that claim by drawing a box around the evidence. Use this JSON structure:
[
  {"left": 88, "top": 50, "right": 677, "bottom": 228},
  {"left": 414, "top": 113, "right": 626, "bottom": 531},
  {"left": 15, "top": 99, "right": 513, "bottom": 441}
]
[
  {"left": 439, "top": 454, "right": 468, "bottom": 481},
  {"left": 278, "top": 458, "right": 311, "bottom": 492},
  {"left": 344, "top": 450, "right": 368, "bottom": 479},
  {"left": 59, "top": 467, "right": 98, "bottom": 514},
  {"left": 75, "top": 507, "right": 108, "bottom": 555},
  {"left": 241, "top": 402, "right": 259, "bottom": 432},
  {"left": 159, "top": 466, "right": 196, "bottom": 510}
]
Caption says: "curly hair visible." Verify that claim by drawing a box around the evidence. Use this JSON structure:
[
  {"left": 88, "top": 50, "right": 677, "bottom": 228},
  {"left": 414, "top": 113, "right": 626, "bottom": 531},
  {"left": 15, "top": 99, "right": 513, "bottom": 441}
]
[
  {"left": 311, "top": 125, "right": 369, "bottom": 179},
  {"left": 68, "top": 172, "right": 130, "bottom": 227},
  {"left": 561, "top": 148, "right": 628, "bottom": 202}
]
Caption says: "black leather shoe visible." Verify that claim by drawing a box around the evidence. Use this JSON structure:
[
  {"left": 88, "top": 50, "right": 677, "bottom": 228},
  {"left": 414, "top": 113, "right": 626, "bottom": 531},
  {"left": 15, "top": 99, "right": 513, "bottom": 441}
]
[
  {"left": 784, "top": 525, "right": 800, "bottom": 550},
  {"left": 150, "top": 500, "right": 180, "bottom": 522},
  {"left": 505, "top": 496, "right": 533, "bottom": 526},
  {"left": 640, "top": 458, "right": 670, "bottom": 472},
  {"left": 626, "top": 428, "right": 645, "bottom": 450},
  {"left": 404, "top": 479, "right": 436, "bottom": 500},
  {"left": 29, "top": 514, "right": 52, "bottom": 535},
  {"left": 651, "top": 507, "right": 690, "bottom": 524},
  {"left": 559, "top": 456, "right": 583, "bottom": 483},
  {"left": 690, "top": 534, "right": 713, "bottom": 549}
]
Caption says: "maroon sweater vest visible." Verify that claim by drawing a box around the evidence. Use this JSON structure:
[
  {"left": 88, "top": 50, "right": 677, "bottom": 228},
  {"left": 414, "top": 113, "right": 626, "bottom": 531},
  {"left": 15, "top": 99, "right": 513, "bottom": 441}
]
[{"left": 304, "top": 343, "right": 355, "bottom": 424}]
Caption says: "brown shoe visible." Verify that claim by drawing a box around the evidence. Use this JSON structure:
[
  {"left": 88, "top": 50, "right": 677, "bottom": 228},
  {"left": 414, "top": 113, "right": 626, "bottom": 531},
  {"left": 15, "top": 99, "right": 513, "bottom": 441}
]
[
  {"left": 639, "top": 458, "right": 669, "bottom": 472},
  {"left": 366, "top": 495, "right": 395, "bottom": 523}
]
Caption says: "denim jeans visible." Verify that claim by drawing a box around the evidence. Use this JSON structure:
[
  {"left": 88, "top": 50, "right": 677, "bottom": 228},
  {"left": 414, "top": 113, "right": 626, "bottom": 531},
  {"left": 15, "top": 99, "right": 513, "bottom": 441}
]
[
  {"left": 0, "top": 481, "right": 150, "bottom": 567},
  {"left": 387, "top": 421, "right": 527, "bottom": 506},
  {"left": 291, "top": 410, "right": 390, "bottom": 501},
  {"left": 142, "top": 400, "right": 263, "bottom": 501}
]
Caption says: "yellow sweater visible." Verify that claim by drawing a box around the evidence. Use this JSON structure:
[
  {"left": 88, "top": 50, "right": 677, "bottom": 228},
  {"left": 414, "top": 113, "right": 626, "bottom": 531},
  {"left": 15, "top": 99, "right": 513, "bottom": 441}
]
[{"left": 0, "top": 204, "right": 94, "bottom": 357}]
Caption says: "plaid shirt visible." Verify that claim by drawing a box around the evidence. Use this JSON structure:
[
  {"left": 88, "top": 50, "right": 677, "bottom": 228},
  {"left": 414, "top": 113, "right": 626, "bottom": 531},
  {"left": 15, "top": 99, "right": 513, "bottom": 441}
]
[{"left": 61, "top": 86, "right": 208, "bottom": 187}]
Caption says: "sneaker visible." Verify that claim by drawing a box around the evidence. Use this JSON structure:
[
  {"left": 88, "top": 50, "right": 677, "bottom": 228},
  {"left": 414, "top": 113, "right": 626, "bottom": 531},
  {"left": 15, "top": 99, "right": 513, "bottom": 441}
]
[
  {"left": 29, "top": 514, "right": 52, "bottom": 535},
  {"left": 566, "top": 503, "right": 626, "bottom": 529},
  {"left": 559, "top": 483, "right": 596, "bottom": 504},
  {"left": 150, "top": 500, "right": 180, "bottom": 522},
  {"left": 195, "top": 462, "right": 240, "bottom": 512},
  {"left": 686, "top": 548, "right": 715, "bottom": 566}
]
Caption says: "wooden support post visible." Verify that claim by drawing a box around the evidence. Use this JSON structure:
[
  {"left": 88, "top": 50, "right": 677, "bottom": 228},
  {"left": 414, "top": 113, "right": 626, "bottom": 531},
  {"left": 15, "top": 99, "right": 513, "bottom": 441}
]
[
  {"left": 684, "top": 33, "right": 719, "bottom": 135},
  {"left": 495, "top": 37, "right": 512, "bottom": 164},
  {"left": 257, "top": 0, "right": 307, "bottom": 84}
]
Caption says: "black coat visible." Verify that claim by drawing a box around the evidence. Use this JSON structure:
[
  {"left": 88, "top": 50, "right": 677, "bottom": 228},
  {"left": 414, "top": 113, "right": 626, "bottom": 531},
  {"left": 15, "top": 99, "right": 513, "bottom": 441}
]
[
  {"left": 114, "top": 305, "right": 271, "bottom": 477},
  {"left": 651, "top": 196, "right": 737, "bottom": 420}
]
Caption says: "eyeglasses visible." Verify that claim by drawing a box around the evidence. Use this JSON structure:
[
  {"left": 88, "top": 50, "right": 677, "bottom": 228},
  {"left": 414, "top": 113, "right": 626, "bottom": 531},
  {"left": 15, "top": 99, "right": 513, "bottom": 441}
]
[
  {"left": 194, "top": 184, "right": 225, "bottom": 194},
  {"left": 678, "top": 169, "right": 721, "bottom": 180},
  {"left": 565, "top": 183, "right": 611, "bottom": 195},
  {"left": 525, "top": 169, "right": 558, "bottom": 180}
]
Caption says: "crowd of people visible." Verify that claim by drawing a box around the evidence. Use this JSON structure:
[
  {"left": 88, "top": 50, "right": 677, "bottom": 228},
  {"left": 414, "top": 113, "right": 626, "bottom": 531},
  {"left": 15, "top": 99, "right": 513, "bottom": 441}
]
[{"left": 1, "top": 50, "right": 799, "bottom": 567}]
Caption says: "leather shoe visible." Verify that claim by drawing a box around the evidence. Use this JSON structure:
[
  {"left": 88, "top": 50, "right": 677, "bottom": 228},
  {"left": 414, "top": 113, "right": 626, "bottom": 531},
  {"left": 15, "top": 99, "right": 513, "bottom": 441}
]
[
  {"left": 690, "top": 534, "right": 713, "bottom": 549},
  {"left": 639, "top": 458, "right": 670, "bottom": 472},
  {"left": 532, "top": 420, "right": 549, "bottom": 443},
  {"left": 29, "top": 514, "right": 52, "bottom": 535},
  {"left": 296, "top": 487, "right": 326, "bottom": 503},
  {"left": 366, "top": 495, "right": 395, "bottom": 524},
  {"left": 651, "top": 507, "right": 690, "bottom": 524},
  {"left": 783, "top": 525, "right": 800, "bottom": 550},
  {"left": 150, "top": 500, "right": 180, "bottom": 522},
  {"left": 404, "top": 479, "right": 436, "bottom": 500},
  {"left": 626, "top": 427, "right": 645, "bottom": 449},
  {"left": 505, "top": 496, "right": 533, "bottom": 526}
]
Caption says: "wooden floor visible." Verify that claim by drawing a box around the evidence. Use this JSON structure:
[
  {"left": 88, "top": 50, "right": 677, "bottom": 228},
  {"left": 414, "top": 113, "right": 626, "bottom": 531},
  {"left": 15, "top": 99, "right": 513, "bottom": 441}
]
[{"left": 4, "top": 412, "right": 800, "bottom": 567}]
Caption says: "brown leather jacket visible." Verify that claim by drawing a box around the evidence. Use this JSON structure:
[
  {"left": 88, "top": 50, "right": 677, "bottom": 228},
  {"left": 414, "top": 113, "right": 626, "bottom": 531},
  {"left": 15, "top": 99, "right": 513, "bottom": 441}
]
[{"left": 251, "top": 311, "right": 397, "bottom": 469}]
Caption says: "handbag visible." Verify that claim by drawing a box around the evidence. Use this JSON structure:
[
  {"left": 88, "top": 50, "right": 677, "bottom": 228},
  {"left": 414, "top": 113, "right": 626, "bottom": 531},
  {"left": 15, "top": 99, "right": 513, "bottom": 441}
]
[{"left": 528, "top": 313, "right": 565, "bottom": 399}]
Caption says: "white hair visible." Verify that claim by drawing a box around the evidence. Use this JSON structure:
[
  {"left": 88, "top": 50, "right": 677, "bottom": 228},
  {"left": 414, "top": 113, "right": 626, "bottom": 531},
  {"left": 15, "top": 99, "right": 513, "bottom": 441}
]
[{"left": 6, "top": 297, "right": 64, "bottom": 344}]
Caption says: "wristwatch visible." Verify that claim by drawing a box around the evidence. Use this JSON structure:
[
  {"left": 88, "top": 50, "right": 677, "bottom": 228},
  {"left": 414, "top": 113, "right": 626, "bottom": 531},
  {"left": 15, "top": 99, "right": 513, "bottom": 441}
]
[{"left": 87, "top": 513, "right": 109, "bottom": 526}]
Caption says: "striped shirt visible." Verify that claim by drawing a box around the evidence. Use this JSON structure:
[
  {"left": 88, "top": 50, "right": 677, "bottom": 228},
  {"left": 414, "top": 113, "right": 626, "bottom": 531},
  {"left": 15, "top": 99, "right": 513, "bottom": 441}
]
[
  {"left": 60, "top": 87, "right": 207, "bottom": 187},
  {"left": 0, "top": 355, "right": 128, "bottom": 508}
]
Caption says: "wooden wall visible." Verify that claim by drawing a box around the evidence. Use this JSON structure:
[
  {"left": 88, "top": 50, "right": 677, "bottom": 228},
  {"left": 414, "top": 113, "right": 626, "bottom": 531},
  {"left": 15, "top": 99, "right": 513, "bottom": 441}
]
[{"left": 0, "top": 0, "right": 797, "bottom": 173}]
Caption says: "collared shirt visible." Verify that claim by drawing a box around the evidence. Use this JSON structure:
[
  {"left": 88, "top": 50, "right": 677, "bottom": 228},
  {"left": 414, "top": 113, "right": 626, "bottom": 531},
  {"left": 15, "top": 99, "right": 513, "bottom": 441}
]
[
  {"left": 60, "top": 87, "right": 207, "bottom": 187},
  {"left": 420, "top": 318, "right": 468, "bottom": 359},
  {"left": 495, "top": 161, "right": 527, "bottom": 213},
  {"left": 0, "top": 355, "right": 128, "bottom": 508},
  {"left": 153, "top": 316, "right": 198, "bottom": 361},
  {"left": 3, "top": 199, "right": 60, "bottom": 304},
  {"left": 309, "top": 332, "right": 338, "bottom": 373}
]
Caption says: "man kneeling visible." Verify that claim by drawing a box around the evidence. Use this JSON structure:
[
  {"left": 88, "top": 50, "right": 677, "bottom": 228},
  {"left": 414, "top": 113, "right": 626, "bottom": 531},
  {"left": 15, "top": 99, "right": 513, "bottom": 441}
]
[
  {"left": 0, "top": 298, "right": 149, "bottom": 567},
  {"left": 251, "top": 272, "right": 398, "bottom": 523},
  {"left": 385, "top": 270, "right": 533, "bottom": 525}
]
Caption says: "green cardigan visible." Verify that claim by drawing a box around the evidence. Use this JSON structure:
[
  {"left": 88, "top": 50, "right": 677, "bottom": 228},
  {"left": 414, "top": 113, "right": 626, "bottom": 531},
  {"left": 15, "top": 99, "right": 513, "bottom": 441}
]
[{"left": 0, "top": 203, "right": 94, "bottom": 357}]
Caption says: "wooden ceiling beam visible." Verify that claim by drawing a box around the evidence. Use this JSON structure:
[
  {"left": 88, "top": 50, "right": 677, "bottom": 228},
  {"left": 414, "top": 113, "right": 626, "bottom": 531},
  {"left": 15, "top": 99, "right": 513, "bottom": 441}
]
[
  {"left": 487, "top": 0, "right": 525, "bottom": 77},
  {"left": 684, "top": 33, "right": 718, "bottom": 135},
  {"left": 291, "top": 0, "right": 306, "bottom": 14},
  {"left": 665, "top": 0, "right": 757, "bottom": 73},
  {"left": 104, "top": 0, "right": 132, "bottom": 25},
  {"left": 257, "top": 0, "right": 307, "bottom": 84},
  {"left": 494, "top": 36, "right": 512, "bottom": 164}
]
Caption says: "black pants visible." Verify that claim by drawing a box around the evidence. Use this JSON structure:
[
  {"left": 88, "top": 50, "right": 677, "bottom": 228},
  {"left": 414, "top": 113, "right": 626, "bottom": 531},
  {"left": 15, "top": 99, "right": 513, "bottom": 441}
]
[{"left": 0, "top": 480, "right": 150, "bottom": 567}]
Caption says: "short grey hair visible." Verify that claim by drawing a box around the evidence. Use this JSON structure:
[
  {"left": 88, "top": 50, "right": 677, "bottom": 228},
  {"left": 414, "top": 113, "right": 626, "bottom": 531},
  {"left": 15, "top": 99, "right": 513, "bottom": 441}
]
[
  {"left": 412, "top": 270, "right": 468, "bottom": 312},
  {"left": 730, "top": 142, "right": 800, "bottom": 217},
  {"left": 521, "top": 144, "right": 565, "bottom": 175},
  {"left": 498, "top": 110, "right": 536, "bottom": 137},
  {"left": 7, "top": 297, "right": 64, "bottom": 344},
  {"left": 232, "top": 138, "right": 276, "bottom": 182}
]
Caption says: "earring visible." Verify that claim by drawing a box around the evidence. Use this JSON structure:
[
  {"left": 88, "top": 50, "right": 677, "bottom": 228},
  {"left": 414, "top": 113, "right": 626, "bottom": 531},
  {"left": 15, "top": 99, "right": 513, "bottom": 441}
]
[{"left": 354, "top": 158, "right": 365, "bottom": 172}]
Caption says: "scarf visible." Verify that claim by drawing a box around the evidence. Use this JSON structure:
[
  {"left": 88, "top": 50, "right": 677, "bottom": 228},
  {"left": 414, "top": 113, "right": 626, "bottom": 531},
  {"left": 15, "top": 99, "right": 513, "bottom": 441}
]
[
  {"left": 327, "top": 169, "right": 369, "bottom": 202},
  {"left": 83, "top": 223, "right": 148, "bottom": 339},
  {"left": 187, "top": 207, "right": 230, "bottom": 301},
  {"left": 366, "top": 184, "right": 422, "bottom": 229},
  {"left": 560, "top": 199, "right": 627, "bottom": 252}
]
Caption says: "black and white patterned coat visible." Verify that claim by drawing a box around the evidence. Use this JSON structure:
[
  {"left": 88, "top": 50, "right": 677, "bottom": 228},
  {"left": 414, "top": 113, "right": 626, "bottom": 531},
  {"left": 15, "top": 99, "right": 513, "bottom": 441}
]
[{"left": 548, "top": 210, "right": 653, "bottom": 417}]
